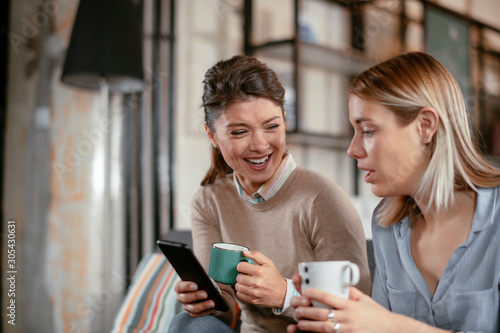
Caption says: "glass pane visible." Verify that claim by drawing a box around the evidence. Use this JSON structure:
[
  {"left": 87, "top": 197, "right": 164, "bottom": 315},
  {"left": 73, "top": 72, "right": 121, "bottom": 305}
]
[
  {"left": 301, "top": 68, "right": 348, "bottom": 136},
  {"left": 300, "top": 0, "right": 350, "bottom": 49},
  {"left": 363, "top": 3, "right": 402, "bottom": 61},
  {"left": 253, "top": 0, "right": 293, "bottom": 44}
]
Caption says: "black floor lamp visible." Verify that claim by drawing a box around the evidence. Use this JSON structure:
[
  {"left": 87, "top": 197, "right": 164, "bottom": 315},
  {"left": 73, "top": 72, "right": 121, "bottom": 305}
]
[{"left": 61, "top": 0, "right": 144, "bottom": 93}]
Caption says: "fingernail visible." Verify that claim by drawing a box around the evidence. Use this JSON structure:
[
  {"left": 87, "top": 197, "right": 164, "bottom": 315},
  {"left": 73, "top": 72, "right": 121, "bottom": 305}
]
[
  {"left": 208, "top": 301, "right": 215, "bottom": 308},
  {"left": 301, "top": 298, "right": 308, "bottom": 305},
  {"left": 243, "top": 250, "right": 251, "bottom": 255},
  {"left": 189, "top": 284, "right": 197, "bottom": 291}
]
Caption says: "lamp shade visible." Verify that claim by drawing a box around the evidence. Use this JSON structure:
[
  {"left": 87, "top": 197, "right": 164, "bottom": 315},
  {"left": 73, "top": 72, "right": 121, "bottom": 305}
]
[{"left": 61, "top": 0, "right": 144, "bottom": 93}]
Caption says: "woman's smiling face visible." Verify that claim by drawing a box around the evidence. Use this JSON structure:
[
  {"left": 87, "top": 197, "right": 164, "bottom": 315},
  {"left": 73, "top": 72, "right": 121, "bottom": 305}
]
[
  {"left": 206, "top": 97, "right": 286, "bottom": 195},
  {"left": 347, "top": 95, "right": 429, "bottom": 197}
]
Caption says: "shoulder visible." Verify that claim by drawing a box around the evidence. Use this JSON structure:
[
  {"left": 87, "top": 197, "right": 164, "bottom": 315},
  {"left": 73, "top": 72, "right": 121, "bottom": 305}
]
[
  {"left": 193, "top": 174, "right": 235, "bottom": 206},
  {"left": 288, "top": 167, "right": 361, "bottom": 220},
  {"left": 285, "top": 167, "right": 353, "bottom": 210},
  {"left": 291, "top": 167, "right": 344, "bottom": 193},
  {"left": 475, "top": 186, "right": 500, "bottom": 231}
]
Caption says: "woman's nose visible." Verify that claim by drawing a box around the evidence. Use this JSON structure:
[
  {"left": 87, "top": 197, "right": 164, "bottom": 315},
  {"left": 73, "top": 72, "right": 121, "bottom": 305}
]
[
  {"left": 250, "top": 131, "right": 269, "bottom": 151},
  {"left": 347, "top": 135, "right": 365, "bottom": 159}
]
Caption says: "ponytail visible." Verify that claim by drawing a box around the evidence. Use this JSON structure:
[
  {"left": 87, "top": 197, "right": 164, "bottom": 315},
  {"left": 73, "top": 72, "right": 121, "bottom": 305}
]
[{"left": 201, "top": 145, "right": 233, "bottom": 186}]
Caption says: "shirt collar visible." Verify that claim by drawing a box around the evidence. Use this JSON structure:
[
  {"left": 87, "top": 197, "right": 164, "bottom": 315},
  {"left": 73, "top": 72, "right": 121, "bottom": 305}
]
[
  {"left": 469, "top": 186, "right": 497, "bottom": 233},
  {"left": 233, "top": 154, "right": 297, "bottom": 205}
]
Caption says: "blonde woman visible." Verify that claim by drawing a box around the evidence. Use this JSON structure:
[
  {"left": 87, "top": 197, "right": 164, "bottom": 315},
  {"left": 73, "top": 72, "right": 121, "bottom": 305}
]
[{"left": 288, "top": 52, "right": 500, "bottom": 333}]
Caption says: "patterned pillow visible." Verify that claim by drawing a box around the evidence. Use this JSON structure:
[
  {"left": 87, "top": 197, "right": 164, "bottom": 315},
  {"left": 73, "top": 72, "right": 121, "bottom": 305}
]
[{"left": 111, "top": 253, "right": 182, "bottom": 333}]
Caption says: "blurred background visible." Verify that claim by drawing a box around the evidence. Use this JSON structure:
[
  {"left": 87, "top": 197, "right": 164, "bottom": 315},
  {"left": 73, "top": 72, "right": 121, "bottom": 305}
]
[{"left": 2, "top": 0, "right": 500, "bottom": 332}]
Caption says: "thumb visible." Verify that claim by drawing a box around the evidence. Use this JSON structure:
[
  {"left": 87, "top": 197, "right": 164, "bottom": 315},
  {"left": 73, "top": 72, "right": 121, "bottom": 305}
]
[
  {"left": 348, "top": 287, "right": 365, "bottom": 301},
  {"left": 292, "top": 273, "right": 302, "bottom": 294},
  {"left": 243, "top": 250, "right": 272, "bottom": 266}
]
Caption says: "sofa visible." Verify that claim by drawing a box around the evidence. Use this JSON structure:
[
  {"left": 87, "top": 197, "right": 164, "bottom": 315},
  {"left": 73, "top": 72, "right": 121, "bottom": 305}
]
[{"left": 111, "top": 230, "right": 375, "bottom": 332}]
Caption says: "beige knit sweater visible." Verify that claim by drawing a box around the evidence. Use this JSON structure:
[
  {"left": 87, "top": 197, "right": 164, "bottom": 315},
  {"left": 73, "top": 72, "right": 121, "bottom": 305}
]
[{"left": 192, "top": 167, "right": 371, "bottom": 333}]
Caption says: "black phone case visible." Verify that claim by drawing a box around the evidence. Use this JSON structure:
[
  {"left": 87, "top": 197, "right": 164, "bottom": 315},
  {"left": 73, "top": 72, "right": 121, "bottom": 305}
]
[{"left": 156, "top": 239, "right": 229, "bottom": 312}]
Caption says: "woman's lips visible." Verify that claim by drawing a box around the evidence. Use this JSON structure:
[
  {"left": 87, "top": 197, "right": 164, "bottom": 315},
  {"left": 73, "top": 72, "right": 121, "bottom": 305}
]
[
  {"left": 364, "top": 170, "right": 375, "bottom": 183},
  {"left": 245, "top": 154, "right": 271, "bottom": 170},
  {"left": 245, "top": 155, "right": 269, "bottom": 165}
]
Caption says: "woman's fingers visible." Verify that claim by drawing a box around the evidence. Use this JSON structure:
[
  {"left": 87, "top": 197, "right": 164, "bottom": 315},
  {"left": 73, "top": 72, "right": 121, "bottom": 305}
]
[
  {"left": 177, "top": 289, "right": 208, "bottom": 304},
  {"left": 242, "top": 250, "right": 271, "bottom": 266},
  {"left": 348, "top": 286, "right": 365, "bottom": 300},
  {"left": 302, "top": 288, "right": 349, "bottom": 309},
  {"left": 295, "top": 318, "right": 339, "bottom": 333},
  {"left": 292, "top": 273, "right": 302, "bottom": 294},
  {"left": 234, "top": 253, "right": 287, "bottom": 308},
  {"left": 174, "top": 280, "right": 216, "bottom": 316},
  {"left": 290, "top": 295, "right": 311, "bottom": 308},
  {"left": 174, "top": 280, "right": 198, "bottom": 293},
  {"left": 175, "top": 281, "right": 215, "bottom": 316},
  {"left": 183, "top": 299, "right": 216, "bottom": 317},
  {"left": 294, "top": 306, "right": 333, "bottom": 321},
  {"left": 293, "top": 307, "right": 346, "bottom": 333}
]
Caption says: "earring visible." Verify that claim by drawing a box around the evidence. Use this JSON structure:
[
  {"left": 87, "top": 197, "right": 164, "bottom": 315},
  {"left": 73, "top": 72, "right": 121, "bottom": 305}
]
[
  {"left": 423, "top": 137, "right": 427, "bottom": 142},
  {"left": 212, "top": 143, "right": 217, "bottom": 149}
]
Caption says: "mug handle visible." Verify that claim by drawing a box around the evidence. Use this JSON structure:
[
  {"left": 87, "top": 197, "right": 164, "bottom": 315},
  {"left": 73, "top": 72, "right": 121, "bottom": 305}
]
[
  {"left": 241, "top": 258, "right": 255, "bottom": 265},
  {"left": 343, "top": 263, "right": 360, "bottom": 286}
]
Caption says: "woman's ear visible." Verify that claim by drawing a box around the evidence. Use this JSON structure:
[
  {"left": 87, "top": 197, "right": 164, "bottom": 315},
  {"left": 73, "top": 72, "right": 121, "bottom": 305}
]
[
  {"left": 204, "top": 123, "right": 217, "bottom": 146},
  {"left": 417, "top": 107, "right": 439, "bottom": 144}
]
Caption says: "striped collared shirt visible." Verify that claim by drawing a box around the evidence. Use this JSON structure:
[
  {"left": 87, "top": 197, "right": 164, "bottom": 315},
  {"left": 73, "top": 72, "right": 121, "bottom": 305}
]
[{"left": 233, "top": 154, "right": 297, "bottom": 204}]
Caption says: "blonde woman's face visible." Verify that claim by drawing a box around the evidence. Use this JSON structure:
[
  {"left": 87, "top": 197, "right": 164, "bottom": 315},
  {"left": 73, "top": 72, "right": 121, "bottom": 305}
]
[
  {"left": 347, "top": 95, "right": 429, "bottom": 197},
  {"left": 206, "top": 98, "right": 286, "bottom": 195}
]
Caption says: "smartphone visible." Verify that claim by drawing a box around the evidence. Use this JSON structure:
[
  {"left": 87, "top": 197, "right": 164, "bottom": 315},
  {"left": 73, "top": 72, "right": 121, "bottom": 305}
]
[{"left": 156, "top": 239, "right": 229, "bottom": 312}]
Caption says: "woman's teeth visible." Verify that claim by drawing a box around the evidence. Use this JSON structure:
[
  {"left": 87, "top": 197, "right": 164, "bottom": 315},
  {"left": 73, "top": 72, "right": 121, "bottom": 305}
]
[{"left": 246, "top": 156, "right": 269, "bottom": 166}]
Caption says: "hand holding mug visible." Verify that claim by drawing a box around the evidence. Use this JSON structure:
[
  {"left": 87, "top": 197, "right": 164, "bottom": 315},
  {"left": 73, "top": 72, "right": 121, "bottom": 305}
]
[
  {"left": 208, "top": 243, "right": 287, "bottom": 308},
  {"left": 235, "top": 250, "right": 288, "bottom": 308},
  {"left": 287, "top": 261, "right": 398, "bottom": 333},
  {"left": 288, "top": 286, "right": 401, "bottom": 333}
]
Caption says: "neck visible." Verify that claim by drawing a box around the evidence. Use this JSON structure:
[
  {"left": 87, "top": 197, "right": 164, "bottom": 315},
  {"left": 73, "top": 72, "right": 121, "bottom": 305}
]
[{"left": 414, "top": 189, "right": 477, "bottom": 227}]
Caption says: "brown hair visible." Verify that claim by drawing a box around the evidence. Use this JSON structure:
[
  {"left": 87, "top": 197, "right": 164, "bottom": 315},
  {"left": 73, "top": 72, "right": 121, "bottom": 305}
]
[
  {"left": 200, "top": 55, "right": 286, "bottom": 185},
  {"left": 349, "top": 52, "right": 500, "bottom": 225}
]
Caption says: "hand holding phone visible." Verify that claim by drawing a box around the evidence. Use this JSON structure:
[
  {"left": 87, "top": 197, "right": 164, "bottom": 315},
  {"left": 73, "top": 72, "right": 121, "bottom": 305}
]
[{"left": 157, "top": 239, "right": 229, "bottom": 312}]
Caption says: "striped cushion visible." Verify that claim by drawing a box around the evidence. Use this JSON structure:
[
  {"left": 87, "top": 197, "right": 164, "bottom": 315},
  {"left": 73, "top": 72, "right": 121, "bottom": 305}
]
[{"left": 111, "top": 253, "right": 182, "bottom": 333}]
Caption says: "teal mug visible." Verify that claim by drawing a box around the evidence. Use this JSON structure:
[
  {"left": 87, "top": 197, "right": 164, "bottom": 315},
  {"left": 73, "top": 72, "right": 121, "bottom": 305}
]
[{"left": 208, "top": 242, "right": 255, "bottom": 285}]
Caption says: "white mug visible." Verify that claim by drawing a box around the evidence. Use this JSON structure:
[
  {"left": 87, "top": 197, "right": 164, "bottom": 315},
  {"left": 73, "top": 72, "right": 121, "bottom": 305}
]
[{"left": 298, "top": 261, "right": 360, "bottom": 308}]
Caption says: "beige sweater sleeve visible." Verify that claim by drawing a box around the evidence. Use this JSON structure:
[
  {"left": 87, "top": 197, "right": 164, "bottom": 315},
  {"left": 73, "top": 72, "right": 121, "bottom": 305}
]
[
  {"left": 307, "top": 184, "right": 372, "bottom": 296},
  {"left": 191, "top": 191, "right": 238, "bottom": 326}
]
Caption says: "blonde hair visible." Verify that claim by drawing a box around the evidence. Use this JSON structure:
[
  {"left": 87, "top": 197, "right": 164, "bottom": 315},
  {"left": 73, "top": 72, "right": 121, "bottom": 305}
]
[{"left": 349, "top": 52, "right": 500, "bottom": 226}]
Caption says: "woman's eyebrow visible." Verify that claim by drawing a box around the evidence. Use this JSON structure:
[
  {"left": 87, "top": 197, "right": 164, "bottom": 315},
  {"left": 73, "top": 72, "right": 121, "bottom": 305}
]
[
  {"left": 226, "top": 122, "right": 247, "bottom": 128},
  {"left": 226, "top": 116, "right": 281, "bottom": 128},
  {"left": 262, "top": 116, "right": 281, "bottom": 124},
  {"left": 354, "top": 116, "right": 373, "bottom": 125}
]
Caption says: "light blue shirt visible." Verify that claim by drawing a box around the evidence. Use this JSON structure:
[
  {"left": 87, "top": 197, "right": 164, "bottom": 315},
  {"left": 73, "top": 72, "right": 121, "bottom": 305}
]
[{"left": 372, "top": 187, "right": 500, "bottom": 333}]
